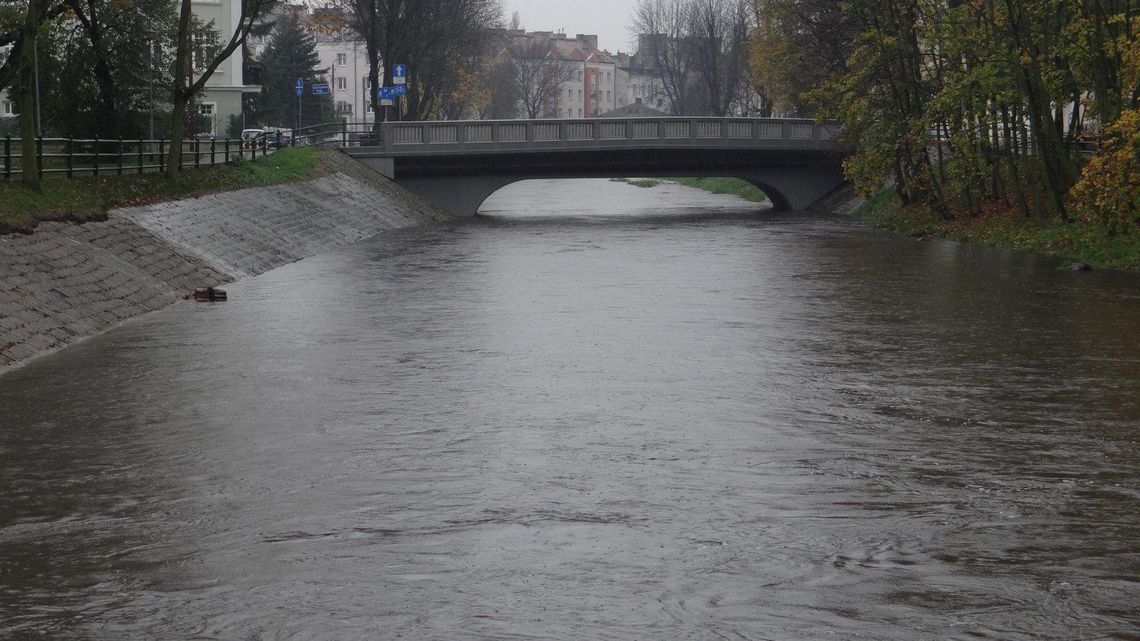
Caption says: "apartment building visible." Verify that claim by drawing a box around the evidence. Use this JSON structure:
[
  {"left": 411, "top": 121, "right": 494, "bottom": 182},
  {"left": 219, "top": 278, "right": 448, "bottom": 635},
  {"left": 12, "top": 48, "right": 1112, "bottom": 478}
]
[{"left": 508, "top": 31, "right": 618, "bottom": 119}]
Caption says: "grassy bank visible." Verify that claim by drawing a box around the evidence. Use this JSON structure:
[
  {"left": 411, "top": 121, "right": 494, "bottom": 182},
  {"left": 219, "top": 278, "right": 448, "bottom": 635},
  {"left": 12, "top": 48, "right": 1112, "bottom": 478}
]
[
  {"left": 611, "top": 177, "right": 769, "bottom": 203},
  {"left": 855, "top": 189, "right": 1140, "bottom": 271},
  {"left": 0, "top": 147, "right": 327, "bottom": 235}
]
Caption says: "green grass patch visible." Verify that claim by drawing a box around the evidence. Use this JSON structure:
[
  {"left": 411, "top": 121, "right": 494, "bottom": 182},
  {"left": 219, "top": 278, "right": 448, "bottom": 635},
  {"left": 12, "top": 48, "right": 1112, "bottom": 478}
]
[
  {"left": 854, "top": 188, "right": 1140, "bottom": 271},
  {"left": 1, "top": 147, "right": 327, "bottom": 235},
  {"left": 669, "top": 177, "right": 769, "bottom": 203},
  {"left": 609, "top": 177, "right": 664, "bottom": 188}
]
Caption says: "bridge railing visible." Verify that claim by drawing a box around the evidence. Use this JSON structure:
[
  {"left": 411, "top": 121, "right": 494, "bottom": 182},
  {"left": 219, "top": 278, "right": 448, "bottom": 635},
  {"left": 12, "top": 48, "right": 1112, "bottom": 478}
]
[{"left": 377, "top": 118, "right": 841, "bottom": 152}]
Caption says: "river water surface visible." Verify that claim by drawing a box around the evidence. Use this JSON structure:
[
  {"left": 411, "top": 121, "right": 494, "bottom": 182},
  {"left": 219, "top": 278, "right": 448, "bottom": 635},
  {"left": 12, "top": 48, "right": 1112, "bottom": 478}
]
[{"left": 1, "top": 179, "right": 1138, "bottom": 640}]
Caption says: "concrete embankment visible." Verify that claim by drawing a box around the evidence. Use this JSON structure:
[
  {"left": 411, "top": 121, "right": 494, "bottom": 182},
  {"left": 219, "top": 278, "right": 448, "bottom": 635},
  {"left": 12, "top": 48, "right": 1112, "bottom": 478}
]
[{"left": 0, "top": 152, "right": 447, "bottom": 369}]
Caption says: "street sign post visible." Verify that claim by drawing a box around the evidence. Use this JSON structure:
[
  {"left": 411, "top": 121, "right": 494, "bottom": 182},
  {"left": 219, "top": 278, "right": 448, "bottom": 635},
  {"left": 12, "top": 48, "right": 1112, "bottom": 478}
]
[
  {"left": 392, "top": 64, "right": 407, "bottom": 86},
  {"left": 295, "top": 78, "right": 303, "bottom": 132},
  {"left": 312, "top": 83, "right": 330, "bottom": 95}
]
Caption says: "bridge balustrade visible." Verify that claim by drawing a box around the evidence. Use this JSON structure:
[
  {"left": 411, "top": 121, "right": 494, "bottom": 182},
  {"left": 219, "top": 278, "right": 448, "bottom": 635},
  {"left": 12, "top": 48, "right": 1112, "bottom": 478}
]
[{"left": 376, "top": 118, "right": 841, "bottom": 153}]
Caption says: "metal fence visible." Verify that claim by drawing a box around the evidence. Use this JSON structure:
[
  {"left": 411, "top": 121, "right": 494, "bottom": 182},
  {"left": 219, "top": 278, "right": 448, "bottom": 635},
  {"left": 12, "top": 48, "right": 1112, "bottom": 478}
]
[{"left": 0, "top": 135, "right": 284, "bottom": 180}]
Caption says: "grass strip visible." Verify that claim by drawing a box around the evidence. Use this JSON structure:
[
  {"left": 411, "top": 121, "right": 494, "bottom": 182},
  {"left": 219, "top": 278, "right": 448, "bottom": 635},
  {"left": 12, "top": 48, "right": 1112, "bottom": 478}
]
[{"left": 1, "top": 147, "right": 327, "bottom": 235}]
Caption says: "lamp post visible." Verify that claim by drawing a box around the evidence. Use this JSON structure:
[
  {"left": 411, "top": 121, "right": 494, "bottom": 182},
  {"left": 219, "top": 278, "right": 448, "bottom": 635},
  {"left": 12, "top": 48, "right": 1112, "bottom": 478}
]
[{"left": 145, "top": 30, "right": 154, "bottom": 140}]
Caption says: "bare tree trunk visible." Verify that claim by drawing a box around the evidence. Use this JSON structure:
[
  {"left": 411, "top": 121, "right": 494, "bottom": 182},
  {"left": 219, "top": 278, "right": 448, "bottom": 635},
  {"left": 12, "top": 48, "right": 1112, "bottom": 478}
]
[
  {"left": 165, "top": 0, "right": 193, "bottom": 176},
  {"left": 20, "top": 0, "right": 42, "bottom": 188}
]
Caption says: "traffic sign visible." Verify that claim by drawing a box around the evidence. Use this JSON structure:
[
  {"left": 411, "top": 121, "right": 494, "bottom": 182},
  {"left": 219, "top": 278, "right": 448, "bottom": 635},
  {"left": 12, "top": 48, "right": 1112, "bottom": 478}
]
[
  {"left": 312, "top": 83, "right": 331, "bottom": 95},
  {"left": 392, "top": 85, "right": 407, "bottom": 97},
  {"left": 392, "top": 64, "right": 407, "bottom": 85},
  {"left": 295, "top": 78, "right": 304, "bottom": 96},
  {"left": 378, "top": 86, "right": 397, "bottom": 105}
]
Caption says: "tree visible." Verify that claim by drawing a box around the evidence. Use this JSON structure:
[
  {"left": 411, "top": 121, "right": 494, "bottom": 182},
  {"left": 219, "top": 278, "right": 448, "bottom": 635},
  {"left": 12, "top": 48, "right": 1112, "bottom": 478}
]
[
  {"left": 340, "top": 0, "right": 502, "bottom": 129},
  {"left": 633, "top": 0, "right": 755, "bottom": 115},
  {"left": 632, "top": 0, "right": 696, "bottom": 114},
  {"left": 508, "top": 35, "right": 577, "bottom": 119},
  {"left": 165, "top": 0, "right": 273, "bottom": 176},
  {"left": 254, "top": 11, "right": 328, "bottom": 128}
]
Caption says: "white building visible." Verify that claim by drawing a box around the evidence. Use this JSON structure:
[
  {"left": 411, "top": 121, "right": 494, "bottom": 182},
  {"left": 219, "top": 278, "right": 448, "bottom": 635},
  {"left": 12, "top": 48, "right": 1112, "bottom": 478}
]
[
  {"left": 192, "top": 0, "right": 261, "bottom": 135},
  {"left": 509, "top": 32, "right": 618, "bottom": 119}
]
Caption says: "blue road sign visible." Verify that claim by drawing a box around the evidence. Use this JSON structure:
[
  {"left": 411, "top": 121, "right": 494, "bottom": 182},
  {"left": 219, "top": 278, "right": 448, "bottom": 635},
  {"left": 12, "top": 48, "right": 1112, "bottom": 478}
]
[
  {"left": 295, "top": 78, "right": 304, "bottom": 96},
  {"left": 312, "top": 83, "right": 331, "bottom": 95},
  {"left": 378, "top": 86, "right": 397, "bottom": 105},
  {"left": 392, "top": 85, "right": 407, "bottom": 97},
  {"left": 393, "top": 64, "right": 407, "bottom": 85}
]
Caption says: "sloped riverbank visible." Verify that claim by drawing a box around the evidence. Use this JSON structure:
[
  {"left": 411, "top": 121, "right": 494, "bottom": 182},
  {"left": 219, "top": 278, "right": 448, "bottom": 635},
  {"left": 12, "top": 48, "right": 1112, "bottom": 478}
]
[{"left": 0, "top": 151, "right": 447, "bottom": 369}]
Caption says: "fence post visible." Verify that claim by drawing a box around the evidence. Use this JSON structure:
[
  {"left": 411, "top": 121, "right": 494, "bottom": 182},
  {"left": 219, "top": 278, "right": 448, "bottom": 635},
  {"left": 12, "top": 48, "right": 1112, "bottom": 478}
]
[
  {"left": 159, "top": 139, "right": 165, "bottom": 172},
  {"left": 211, "top": 138, "right": 216, "bottom": 165},
  {"left": 118, "top": 139, "right": 124, "bottom": 175},
  {"left": 3, "top": 136, "right": 9, "bottom": 180},
  {"left": 67, "top": 140, "right": 74, "bottom": 178},
  {"left": 194, "top": 139, "right": 200, "bottom": 168},
  {"left": 37, "top": 136, "right": 43, "bottom": 180},
  {"left": 225, "top": 138, "right": 230, "bottom": 163},
  {"left": 93, "top": 137, "right": 100, "bottom": 176},
  {"left": 138, "top": 140, "right": 144, "bottom": 174},
  {"left": 342, "top": 121, "right": 347, "bottom": 147}
]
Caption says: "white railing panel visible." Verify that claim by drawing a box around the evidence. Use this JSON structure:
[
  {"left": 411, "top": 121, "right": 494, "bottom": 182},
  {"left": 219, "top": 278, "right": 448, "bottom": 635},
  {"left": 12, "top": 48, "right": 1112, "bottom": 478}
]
[
  {"left": 466, "top": 124, "right": 493, "bottom": 143},
  {"left": 726, "top": 121, "right": 752, "bottom": 139},
  {"left": 758, "top": 123, "right": 783, "bottom": 138},
  {"left": 789, "top": 123, "right": 814, "bottom": 139},
  {"left": 533, "top": 123, "right": 560, "bottom": 141},
  {"left": 630, "top": 121, "right": 658, "bottom": 138},
  {"left": 662, "top": 121, "right": 690, "bottom": 138},
  {"left": 500, "top": 123, "right": 528, "bottom": 142},
  {"left": 429, "top": 125, "right": 458, "bottom": 144},
  {"left": 392, "top": 126, "right": 423, "bottom": 145},
  {"left": 694, "top": 121, "right": 722, "bottom": 138},
  {"left": 566, "top": 122, "right": 593, "bottom": 140},
  {"left": 598, "top": 121, "right": 626, "bottom": 139}
]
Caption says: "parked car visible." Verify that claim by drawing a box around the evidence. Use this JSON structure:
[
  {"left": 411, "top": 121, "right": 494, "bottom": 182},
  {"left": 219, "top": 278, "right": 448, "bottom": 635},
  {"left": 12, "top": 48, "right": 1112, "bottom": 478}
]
[{"left": 241, "top": 129, "right": 266, "bottom": 150}]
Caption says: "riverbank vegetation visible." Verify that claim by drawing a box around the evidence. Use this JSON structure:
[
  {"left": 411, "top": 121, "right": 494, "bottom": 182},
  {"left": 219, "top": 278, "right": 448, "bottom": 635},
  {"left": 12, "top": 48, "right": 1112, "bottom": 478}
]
[
  {"left": 752, "top": 0, "right": 1139, "bottom": 268},
  {"left": 0, "top": 147, "right": 326, "bottom": 235},
  {"left": 612, "top": 177, "right": 769, "bottom": 204}
]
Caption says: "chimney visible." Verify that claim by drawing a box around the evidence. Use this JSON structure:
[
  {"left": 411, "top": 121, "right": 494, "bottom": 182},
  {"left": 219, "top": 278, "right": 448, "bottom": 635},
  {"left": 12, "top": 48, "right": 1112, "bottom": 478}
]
[{"left": 576, "top": 34, "right": 598, "bottom": 50}]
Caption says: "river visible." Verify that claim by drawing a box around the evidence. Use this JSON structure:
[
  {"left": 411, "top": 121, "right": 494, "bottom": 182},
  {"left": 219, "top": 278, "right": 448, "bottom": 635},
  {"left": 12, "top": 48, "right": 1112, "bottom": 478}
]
[{"left": 1, "top": 179, "right": 1138, "bottom": 640}]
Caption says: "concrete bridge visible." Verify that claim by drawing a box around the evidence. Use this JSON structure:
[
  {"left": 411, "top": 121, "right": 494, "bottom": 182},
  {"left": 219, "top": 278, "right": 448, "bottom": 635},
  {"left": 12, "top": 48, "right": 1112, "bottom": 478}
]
[{"left": 345, "top": 118, "right": 847, "bottom": 216}]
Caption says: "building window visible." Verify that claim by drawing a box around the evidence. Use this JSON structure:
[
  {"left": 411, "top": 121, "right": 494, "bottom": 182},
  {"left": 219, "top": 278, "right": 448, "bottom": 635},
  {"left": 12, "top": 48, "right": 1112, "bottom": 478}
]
[
  {"left": 2, "top": 101, "right": 13, "bottom": 116},
  {"left": 577, "top": 108, "right": 582, "bottom": 117},
  {"left": 578, "top": 90, "right": 582, "bottom": 100},
  {"left": 337, "top": 77, "right": 347, "bottom": 90},
  {"left": 336, "top": 53, "right": 347, "bottom": 66},
  {"left": 338, "top": 101, "right": 353, "bottom": 114},
  {"left": 191, "top": 30, "right": 220, "bottom": 72},
  {"left": 197, "top": 102, "right": 216, "bottom": 135},
  {"left": 607, "top": 90, "right": 611, "bottom": 101},
  {"left": 577, "top": 71, "right": 582, "bottom": 81},
  {"left": 568, "top": 89, "right": 572, "bottom": 100},
  {"left": 607, "top": 72, "right": 611, "bottom": 82}
]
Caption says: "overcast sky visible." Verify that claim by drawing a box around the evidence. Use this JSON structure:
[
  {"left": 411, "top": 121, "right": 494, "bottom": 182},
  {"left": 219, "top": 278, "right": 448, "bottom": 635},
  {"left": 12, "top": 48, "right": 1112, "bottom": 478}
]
[{"left": 500, "top": 0, "right": 639, "bottom": 53}]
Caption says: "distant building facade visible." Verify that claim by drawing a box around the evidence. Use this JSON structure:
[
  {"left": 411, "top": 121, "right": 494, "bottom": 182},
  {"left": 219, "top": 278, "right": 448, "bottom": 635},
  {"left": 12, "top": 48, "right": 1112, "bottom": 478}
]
[{"left": 191, "top": 0, "right": 261, "bottom": 135}]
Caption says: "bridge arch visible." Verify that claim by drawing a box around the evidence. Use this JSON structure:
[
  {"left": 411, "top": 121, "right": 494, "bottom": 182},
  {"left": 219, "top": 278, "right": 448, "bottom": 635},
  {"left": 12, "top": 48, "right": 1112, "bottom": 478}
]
[{"left": 346, "top": 117, "right": 847, "bottom": 217}]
